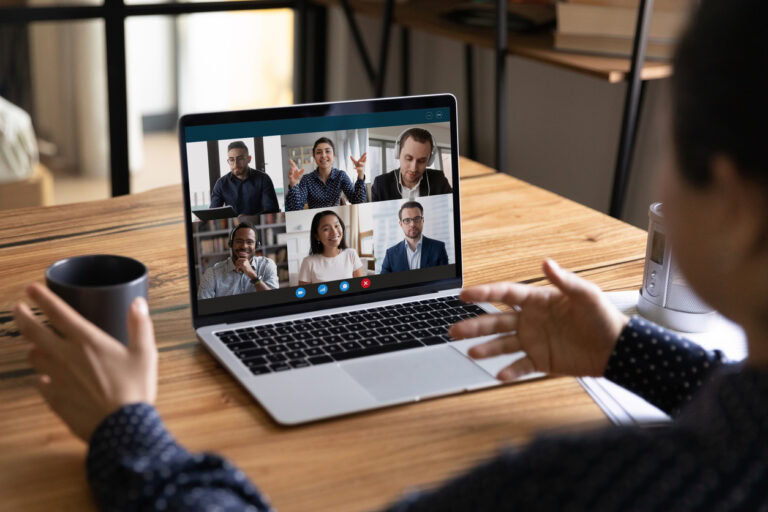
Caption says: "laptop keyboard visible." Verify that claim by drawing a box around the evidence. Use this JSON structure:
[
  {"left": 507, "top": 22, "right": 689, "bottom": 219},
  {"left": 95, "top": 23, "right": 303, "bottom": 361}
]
[{"left": 214, "top": 296, "right": 486, "bottom": 375}]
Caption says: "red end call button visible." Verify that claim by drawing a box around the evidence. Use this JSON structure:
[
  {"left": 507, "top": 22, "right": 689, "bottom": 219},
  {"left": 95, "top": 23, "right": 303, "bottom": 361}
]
[{"left": 361, "top": 278, "right": 371, "bottom": 289}]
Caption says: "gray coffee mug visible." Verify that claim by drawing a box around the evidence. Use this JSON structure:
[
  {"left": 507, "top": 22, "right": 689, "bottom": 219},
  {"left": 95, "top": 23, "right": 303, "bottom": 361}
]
[{"left": 46, "top": 255, "right": 149, "bottom": 345}]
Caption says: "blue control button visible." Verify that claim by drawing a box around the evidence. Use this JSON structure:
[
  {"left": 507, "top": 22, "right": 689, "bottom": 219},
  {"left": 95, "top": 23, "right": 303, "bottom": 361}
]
[
  {"left": 339, "top": 281, "right": 350, "bottom": 292},
  {"left": 295, "top": 287, "right": 306, "bottom": 298},
  {"left": 318, "top": 284, "right": 328, "bottom": 295}
]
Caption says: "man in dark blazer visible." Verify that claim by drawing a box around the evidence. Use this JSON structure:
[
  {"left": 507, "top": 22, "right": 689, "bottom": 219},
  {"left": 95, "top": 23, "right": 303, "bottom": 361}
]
[
  {"left": 209, "top": 140, "right": 279, "bottom": 215},
  {"left": 380, "top": 201, "right": 449, "bottom": 273},
  {"left": 371, "top": 128, "right": 452, "bottom": 202}
]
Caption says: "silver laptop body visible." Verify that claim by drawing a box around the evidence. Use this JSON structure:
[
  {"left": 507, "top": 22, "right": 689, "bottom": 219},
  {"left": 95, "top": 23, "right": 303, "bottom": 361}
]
[{"left": 179, "top": 95, "right": 536, "bottom": 425}]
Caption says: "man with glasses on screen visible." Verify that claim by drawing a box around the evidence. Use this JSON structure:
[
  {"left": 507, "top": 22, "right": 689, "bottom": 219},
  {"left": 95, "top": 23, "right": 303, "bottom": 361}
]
[
  {"left": 209, "top": 141, "right": 280, "bottom": 215},
  {"left": 198, "top": 223, "right": 279, "bottom": 299},
  {"left": 380, "top": 201, "right": 448, "bottom": 274}
]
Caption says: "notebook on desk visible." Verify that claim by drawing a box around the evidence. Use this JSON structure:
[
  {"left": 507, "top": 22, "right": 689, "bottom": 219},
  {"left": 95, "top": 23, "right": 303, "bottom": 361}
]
[{"left": 178, "top": 95, "right": 539, "bottom": 425}]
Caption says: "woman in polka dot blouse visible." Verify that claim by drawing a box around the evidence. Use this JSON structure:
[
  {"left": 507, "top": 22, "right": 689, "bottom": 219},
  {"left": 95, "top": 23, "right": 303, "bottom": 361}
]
[
  {"left": 285, "top": 137, "right": 367, "bottom": 211},
  {"left": 13, "top": 1, "right": 768, "bottom": 510}
]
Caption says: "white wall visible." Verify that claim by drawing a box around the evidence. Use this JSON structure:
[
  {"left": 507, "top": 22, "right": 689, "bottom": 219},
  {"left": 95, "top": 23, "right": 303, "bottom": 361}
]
[{"left": 325, "top": 8, "right": 668, "bottom": 228}]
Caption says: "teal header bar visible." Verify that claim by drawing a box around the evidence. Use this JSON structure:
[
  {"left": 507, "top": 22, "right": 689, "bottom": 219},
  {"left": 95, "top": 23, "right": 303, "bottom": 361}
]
[{"left": 184, "top": 108, "right": 451, "bottom": 142}]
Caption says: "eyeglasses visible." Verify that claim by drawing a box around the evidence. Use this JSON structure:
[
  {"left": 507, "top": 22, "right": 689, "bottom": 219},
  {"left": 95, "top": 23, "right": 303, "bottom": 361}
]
[
  {"left": 400, "top": 216, "right": 424, "bottom": 225},
  {"left": 233, "top": 238, "right": 259, "bottom": 247},
  {"left": 227, "top": 156, "right": 248, "bottom": 164}
]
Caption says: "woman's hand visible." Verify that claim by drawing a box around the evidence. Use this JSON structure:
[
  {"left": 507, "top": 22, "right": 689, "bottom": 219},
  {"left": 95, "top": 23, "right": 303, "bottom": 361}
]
[
  {"left": 450, "top": 259, "right": 628, "bottom": 382},
  {"left": 288, "top": 159, "right": 305, "bottom": 187},
  {"left": 14, "top": 283, "right": 158, "bottom": 443},
  {"left": 350, "top": 152, "right": 367, "bottom": 179}
]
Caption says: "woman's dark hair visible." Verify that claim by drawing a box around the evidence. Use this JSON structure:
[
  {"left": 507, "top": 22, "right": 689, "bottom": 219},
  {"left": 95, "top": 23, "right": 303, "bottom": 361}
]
[
  {"left": 312, "top": 137, "right": 336, "bottom": 156},
  {"left": 672, "top": 0, "right": 768, "bottom": 190},
  {"left": 309, "top": 210, "right": 347, "bottom": 255}
]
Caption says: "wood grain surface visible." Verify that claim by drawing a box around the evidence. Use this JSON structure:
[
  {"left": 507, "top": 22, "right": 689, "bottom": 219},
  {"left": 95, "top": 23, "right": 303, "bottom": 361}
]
[{"left": 0, "top": 167, "right": 647, "bottom": 511}]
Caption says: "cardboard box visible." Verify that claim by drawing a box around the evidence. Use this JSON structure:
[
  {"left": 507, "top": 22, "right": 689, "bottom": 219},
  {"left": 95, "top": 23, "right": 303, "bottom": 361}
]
[{"left": 0, "top": 163, "right": 54, "bottom": 210}]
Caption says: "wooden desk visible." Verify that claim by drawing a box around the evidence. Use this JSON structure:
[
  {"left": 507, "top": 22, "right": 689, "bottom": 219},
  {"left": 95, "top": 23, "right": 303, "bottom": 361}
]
[{"left": 0, "top": 169, "right": 647, "bottom": 511}]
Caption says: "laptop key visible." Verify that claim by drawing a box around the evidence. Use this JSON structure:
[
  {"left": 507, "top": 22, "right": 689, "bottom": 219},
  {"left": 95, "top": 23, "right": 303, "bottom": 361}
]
[
  {"left": 249, "top": 365, "right": 271, "bottom": 375},
  {"left": 341, "top": 341, "right": 363, "bottom": 351},
  {"left": 257, "top": 338, "right": 278, "bottom": 347},
  {"left": 275, "top": 326, "right": 295, "bottom": 335},
  {"left": 324, "top": 344, "right": 344, "bottom": 354},
  {"left": 305, "top": 347, "right": 324, "bottom": 356},
  {"left": 285, "top": 350, "right": 305, "bottom": 360},
  {"left": 376, "top": 326, "right": 396, "bottom": 336},
  {"left": 270, "top": 363, "right": 291, "bottom": 372},
  {"left": 242, "top": 356, "right": 268, "bottom": 366},
  {"left": 415, "top": 312, "right": 434, "bottom": 321},
  {"left": 289, "top": 360, "right": 310, "bottom": 369},
  {"left": 360, "top": 329, "right": 378, "bottom": 338},
  {"left": 329, "top": 326, "right": 348, "bottom": 335},
  {"left": 422, "top": 336, "right": 447, "bottom": 346},
  {"left": 360, "top": 338, "right": 380, "bottom": 348},
  {"left": 287, "top": 341, "right": 307, "bottom": 350},
  {"left": 256, "top": 328, "right": 277, "bottom": 338},
  {"left": 308, "top": 355, "right": 334, "bottom": 365},
  {"left": 341, "top": 332, "right": 361, "bottom": 341},
  {"left": 332, "top": 340, "right": 424, "bottom": 362},
  {"left": 235, "top": 347, "right": 269, "bottom": 359},
  {"left": 366, "top": 320, "right": 384, "bottom": 329},
  {"left": 293, "top": 324, "right": 313, "bottom": 332},
  {"left": 412, "top": 321, "right": 430, "bottom": 330},
  {"left": 310, "top": 320, "right": 331, "bottom": 329},
  {"left": 269, "top": 345, "right": 289, "bottom": 354},
  {"left": 393, "top": 324, "right": 411, "bottom": 333},
  {"left": 305, "top": 339, "right": 325, "bottom": 347},
  {"left": 275, "top": 334, "right": 294, "bottom": 344},
  {"left": 294, "top": 332, "right": 313, "bottom": 341},
  {"left": 381, "top": 318, "right": 401, "bottom": 326},
  {"left": 228, "top": 341, "right": 256, "bottom": 351},
  {"left": 394, "top": 332, "right": 417, "bottom": 343},
  {"left": 312, "top": 329, "right": 331, "bottom": 338},
  {"left": 378, "top": 335, "right": 396, "bottom": 344},
  {"left": 326, "top": 335, "right": 343, "bottom": 345},
  {"left": 429, "top": 327, "right": 448, "bottom": 336}
]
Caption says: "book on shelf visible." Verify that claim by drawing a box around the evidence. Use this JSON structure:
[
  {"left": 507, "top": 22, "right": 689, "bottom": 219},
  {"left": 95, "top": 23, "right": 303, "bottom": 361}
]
[
  {"left": 557, "top": 2, "right": 689, "bottom": 41},
  {"left": 554, "top": 32, "right": 675, "bottom": 59}
]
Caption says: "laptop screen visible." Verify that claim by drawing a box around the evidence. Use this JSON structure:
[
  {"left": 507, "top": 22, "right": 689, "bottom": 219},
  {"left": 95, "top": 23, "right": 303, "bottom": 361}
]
[{"left": 180, "top": 95, "right": 461, "bottom": 325}]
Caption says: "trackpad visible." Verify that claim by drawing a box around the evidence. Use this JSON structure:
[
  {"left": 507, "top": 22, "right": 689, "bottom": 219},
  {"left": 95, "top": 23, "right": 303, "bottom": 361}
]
[{"left": 342, "top": 346, "right": 495, "bottom": 403}]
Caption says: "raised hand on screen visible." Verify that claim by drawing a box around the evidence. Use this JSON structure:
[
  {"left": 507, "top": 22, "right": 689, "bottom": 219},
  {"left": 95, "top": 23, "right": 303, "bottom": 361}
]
[
  {"left": 450, "top": 259, "right": 628, "bottom": 382},
  {"left": 350, "top": 152, "right": 367, "bottom": 179},
  {"left": 14, "top": 284, "right": 158, "bottom": 442},
  {"left": 288, "top": 159, "right": 305, "bottom": 187}
]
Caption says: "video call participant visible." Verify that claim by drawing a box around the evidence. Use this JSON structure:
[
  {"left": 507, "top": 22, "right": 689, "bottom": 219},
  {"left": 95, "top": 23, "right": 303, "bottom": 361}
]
[
  {"left": 371, "top": 128, "right": 452, "bottom": 202},
  {"left": 380, "top": 201, "right": 448, "bottom": 273},
  {"left": 210, "top": 141, "right": 280, "bottom": 215},
  {"left": 298, "top": 210, "right": 364, "bottom": 285},
  {"left": 198, "top": 223, "right": 279, "bottom": 299},
  {"left": 285, "top": 137, "right": 367, "bottom": 211}
]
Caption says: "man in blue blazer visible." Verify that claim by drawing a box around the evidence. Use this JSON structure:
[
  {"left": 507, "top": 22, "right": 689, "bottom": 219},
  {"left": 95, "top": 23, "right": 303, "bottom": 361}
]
[{"left": 380, "top": 201, "right": 449, "bottom": 273}]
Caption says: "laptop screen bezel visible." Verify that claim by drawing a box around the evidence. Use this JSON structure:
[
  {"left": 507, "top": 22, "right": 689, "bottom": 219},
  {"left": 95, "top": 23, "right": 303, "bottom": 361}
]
[{"left": 179, "top": 94, "right": 463, "bottom": 329}]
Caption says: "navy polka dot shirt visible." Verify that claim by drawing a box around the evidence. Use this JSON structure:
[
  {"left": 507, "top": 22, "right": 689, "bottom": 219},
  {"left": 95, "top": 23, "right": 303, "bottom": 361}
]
[
  {"left": 89, "top": 316, "right": 766, "bottom": 511},
  {"left": 285, "top": 168, "right": 366, "bottom": 211}
]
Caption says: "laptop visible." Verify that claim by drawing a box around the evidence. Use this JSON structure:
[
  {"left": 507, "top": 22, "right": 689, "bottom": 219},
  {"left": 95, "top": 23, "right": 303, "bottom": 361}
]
[
  {"left": 192, "top": 205, "right": 237, "bottom": 222},
  {"left": 179, "top": 94, "right": 538, "bottom": 425}
]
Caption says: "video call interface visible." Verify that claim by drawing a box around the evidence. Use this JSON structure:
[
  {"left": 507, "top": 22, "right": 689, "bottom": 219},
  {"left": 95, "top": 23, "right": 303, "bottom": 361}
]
[{"left": 185, "top": 107, "right": 457, "bottom": 315}]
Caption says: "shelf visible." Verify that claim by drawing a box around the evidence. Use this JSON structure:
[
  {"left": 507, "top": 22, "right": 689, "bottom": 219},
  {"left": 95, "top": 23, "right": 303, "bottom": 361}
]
[
  {"left": 312, "top": 0, "right": 672, "bottom": 83},
  {"left": 194, "top": 229, "right": 229, "bottom": 237}
]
